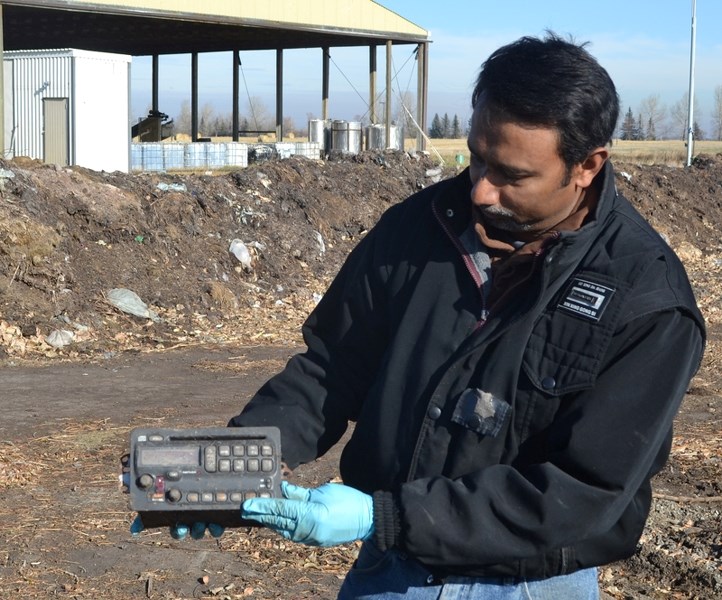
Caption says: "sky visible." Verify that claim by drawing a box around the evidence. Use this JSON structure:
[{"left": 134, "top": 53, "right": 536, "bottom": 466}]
[{"left": 130, "top": 0, "right": 722, "bottom": 137}]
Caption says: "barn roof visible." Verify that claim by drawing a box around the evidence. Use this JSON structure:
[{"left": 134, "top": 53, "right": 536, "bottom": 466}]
[{"left": 0, "top": 0, "right": 430, "bottom": 55}]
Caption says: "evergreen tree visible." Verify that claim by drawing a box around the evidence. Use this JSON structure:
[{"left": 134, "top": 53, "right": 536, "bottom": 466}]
[
  {"left": 442, "top": 113, "right": 451, "bottom": 138},
  {"left": 429, "top": 113, "right": 443, "bottom": 138},
  {"left": 451, "top": 114, "right": 462, "bottom": 138},
  {"left": 636, "top": 115, "right": 644, "bottom": 141},
  {"left": 620, "top": 107, "right": 636, "bottom": 140}
]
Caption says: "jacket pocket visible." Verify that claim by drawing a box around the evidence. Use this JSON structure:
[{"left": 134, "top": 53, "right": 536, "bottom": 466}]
[
  {"left": 523, "top": 311, "right": 615, "bottom": 397},
  {"left": 451, "top": 388, "right": 511, "bottom": 437},
  {"left": 522, "top": 272, "right": 625, "bottom": 396}
]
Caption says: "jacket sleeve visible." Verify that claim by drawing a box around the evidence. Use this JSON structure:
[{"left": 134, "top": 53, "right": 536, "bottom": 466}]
[
  {"left": 374, "top": 306, "right": 704, "bottom": 570},
  {"left": 228, "top": 214, "right": 394, "bottom": 469}
]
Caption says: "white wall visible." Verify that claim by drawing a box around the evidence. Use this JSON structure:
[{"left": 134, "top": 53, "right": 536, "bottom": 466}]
[{"left": 74, "top": 51, "right": 130, "bottom": 172}]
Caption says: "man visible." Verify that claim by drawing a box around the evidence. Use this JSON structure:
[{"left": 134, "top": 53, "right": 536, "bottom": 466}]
[{"left": 191, "top": 34, "right": 706, "bottom": 598}]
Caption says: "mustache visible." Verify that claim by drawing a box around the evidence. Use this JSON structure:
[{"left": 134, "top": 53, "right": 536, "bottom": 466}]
[{"left": 477, "top": 205, "right": 533, "bottom": 232}]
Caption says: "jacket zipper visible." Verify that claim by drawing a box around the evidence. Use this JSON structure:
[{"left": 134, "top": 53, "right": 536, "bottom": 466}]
[{"left": 432, "top": 201, "right": 487, "bottom": 328}]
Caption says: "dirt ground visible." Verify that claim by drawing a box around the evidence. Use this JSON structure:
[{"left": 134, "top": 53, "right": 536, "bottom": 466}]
[{"left": 0, "top": 149, "right": 721, "bottom": 599}]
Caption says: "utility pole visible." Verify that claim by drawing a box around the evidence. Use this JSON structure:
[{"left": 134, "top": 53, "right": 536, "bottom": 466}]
[{"left": 686, "top": 0, "right": 697, "bottom": 167}]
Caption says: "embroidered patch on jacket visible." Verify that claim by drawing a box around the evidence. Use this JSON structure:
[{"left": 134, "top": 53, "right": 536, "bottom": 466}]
[{"left": 558, "top": 277, "right": 615, "bottom": 321}]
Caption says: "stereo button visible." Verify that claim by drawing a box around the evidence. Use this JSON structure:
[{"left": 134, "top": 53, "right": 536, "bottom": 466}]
[{"left": 204, "top": 446, "right": 217, "bottom": 472}]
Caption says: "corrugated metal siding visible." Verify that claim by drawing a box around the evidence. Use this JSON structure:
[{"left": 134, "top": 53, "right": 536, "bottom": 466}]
[
  {"left": 6, "top": 51, "right": 73, "bottom": 160},
  {"left": 3, "top": 61, "right": 14, "bottom": 154}
]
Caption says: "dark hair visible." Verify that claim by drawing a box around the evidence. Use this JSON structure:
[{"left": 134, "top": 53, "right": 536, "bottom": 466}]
[{"left": 471, "top": 32, "right": 619, "bottom": 171}]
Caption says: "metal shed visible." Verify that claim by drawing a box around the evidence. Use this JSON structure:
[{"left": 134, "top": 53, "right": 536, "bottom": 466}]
[
  {"left": 0, "top": 1, "right": 430, "bottom": 167},
  {"left": 3, "top": 48, "right": 131, "bottom": 171}
]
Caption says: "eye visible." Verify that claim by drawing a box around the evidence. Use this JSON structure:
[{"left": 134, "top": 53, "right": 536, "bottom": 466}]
[
  {"left": 469, "top": 153, "right": 485, "bottom": 169},
  {"left": 495, "top": 166, "right": 529, "bottom": 185},
  {"left": 499, "top": 171, "right": 520, "bottom": 184}
]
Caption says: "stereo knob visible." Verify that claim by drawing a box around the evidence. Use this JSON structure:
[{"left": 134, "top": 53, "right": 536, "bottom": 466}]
[
  {"left": 167, "top": 488, "right": 182, "bottom": 503},
  {"left": 137, "top": 473, "right": 154, "bottom": 489}
]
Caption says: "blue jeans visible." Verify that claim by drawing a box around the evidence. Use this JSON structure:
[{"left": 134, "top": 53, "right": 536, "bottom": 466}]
[{"left": 337, "top": 541, "right": 599, "bottom": 600}]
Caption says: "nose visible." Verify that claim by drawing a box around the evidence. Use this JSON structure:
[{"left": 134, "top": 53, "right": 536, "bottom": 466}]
[{"left": 470, "top": 169, "right": 499, "bottom": 208}]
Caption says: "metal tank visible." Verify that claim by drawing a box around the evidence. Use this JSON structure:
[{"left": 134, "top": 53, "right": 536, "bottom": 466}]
[
  {"left": 364, "top": 124, "right": 402, "bottom": 150},
  {"left": 331, "top": 120, "right": 349, "bottom": 152},
  {"left": 348, "top": 121, "right": 362, "bottom": 154},
  {"left": 308, "top": 119, "right": 327, "bottom": 151}
]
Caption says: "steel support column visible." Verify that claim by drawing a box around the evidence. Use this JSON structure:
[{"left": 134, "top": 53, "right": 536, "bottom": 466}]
[
  {"left": 232, "top": 50, "right": 240, "bottom": 141},
  {"left": 385, "top": 40, "right": 392, "bottom": 148},
  {"left": 191, "top": 52, "right": 198, "bottom": 142},
  {"left": 418, "top": 42, "right": 429, "bottom": 151},
  {"left": 276, "top": 48, "right": 283, "bottom": 141},
  {"left": 322, "top": 47, "right": 330, "bottom": 120},
  {"left": 369, "top": 45, "right": 377, "bottom": 124},
  {"left": 0, "top": 5, "right": 5, "bottom": 158},
  {"left": 151, "top": 54, "right": 159, "bottom": 113}
]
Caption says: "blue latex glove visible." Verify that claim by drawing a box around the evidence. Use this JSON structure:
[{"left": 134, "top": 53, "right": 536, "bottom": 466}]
[
  {"left": 130, "top": 515, "right": 225, "bottom": 540},
  {"left": 242, "top": 481, "right": 374, "bottom": 547}
]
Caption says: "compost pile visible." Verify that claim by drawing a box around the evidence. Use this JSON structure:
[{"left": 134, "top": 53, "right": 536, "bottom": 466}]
[
  {"left": 0, "top": 151, "right": 447, "bottom": 357},
  {"left": 0, "top": 151, "right": 721, "bottom": 599}
]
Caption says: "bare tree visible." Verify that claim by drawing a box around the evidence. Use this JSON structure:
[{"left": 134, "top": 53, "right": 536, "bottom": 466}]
[
  {"left": 394, "top": 91, "right": 417, "bottom": 138},
  {"left": 638, "top": 94, "right": 668, "bottom": 140},
  {"left": 671, "top": 93, "right": 701, "bottom": 140},
  {"left": 712, "top": 85, "right": 722, "bottom": 141},
  {"left": 282, "top": 116, "right": 301, "bottom": 137},
  {"left": 199, "top": 103, "right": 215, "bottom": 136},
  {"left": 246, "top": 96, "right": 273, "bottom": 132},
  {"left": 175, "top": 100, "right": 192, "bottom": 135},
  {"left": 174, "top": 102, "right": 241, "bottom": 137}
]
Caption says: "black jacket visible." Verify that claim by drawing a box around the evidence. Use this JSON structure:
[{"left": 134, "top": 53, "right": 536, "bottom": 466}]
[{"left": 231, "top": 163, "right": 705, "bottom": 578}]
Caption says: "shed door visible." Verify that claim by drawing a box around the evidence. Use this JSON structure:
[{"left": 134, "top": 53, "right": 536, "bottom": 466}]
[{"left": 43, "top": 98, "right": 69, "bottom": 166}]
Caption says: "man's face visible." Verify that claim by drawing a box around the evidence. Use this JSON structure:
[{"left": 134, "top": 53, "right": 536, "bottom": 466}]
[{"left": 467, "top": 101, "right": 590, "bottom": 240}]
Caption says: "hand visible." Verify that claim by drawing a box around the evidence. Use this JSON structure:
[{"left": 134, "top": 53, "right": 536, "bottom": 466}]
[
  {"left": 242, "top": 481, "right": 374, "bottom": 547},
  {"left": 129, "top": 515, "right": 225, "bottom": 540}
]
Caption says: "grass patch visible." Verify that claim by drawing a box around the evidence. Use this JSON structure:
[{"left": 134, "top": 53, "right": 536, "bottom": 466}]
[{"left": 414, "top": 138, "right": 722, "bottom": 167}]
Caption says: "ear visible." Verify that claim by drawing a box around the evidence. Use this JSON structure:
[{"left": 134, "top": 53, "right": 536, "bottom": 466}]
[{"left": 571, "top": 147, "right": 609, "bottom": 188}]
